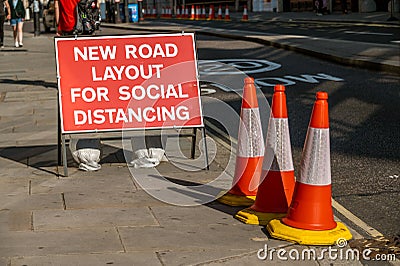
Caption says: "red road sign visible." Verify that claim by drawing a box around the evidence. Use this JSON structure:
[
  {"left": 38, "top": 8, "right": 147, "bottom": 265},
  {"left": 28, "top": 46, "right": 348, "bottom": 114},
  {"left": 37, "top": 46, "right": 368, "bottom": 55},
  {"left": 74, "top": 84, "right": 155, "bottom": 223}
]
[{"left": 55, "top": 33, "right": 203, "bottom": 133}]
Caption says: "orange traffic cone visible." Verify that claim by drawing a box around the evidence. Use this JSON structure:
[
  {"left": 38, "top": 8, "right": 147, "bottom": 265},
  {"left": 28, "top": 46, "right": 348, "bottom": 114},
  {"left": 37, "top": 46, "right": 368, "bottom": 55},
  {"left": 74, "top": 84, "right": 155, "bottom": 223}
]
[
  {"left": 190, "top": 5, "right": 195, "bottom": 20},
  {"left": 242, "top": 5, "right": 249, "bottom": 21},
  {"left": 217, "top": 5, "right": 223, "bottom": 20},
  {"left": 196, "top": 5, "right": 201, "bottom": 20},
  {"left": 201, "top": 5, "right": 206, "bottom": 19},
  {"left": 267, "top": 91, "right": 352, "bottom": 245},
  {"left": 208, "top": 4, "right": 215, "bottom": 20},
  {"left": 185, "top": 6, "right": 189, "bottom": 18},
  {"left": 181, "top": 5, "right": 185, "bottom": 19},
  {"left": 176, "top": 6, "right": 181, "bottom": 19},
  {"left": 235, "top": 85, "right": 295, "bottom": 225},
  {"left": 218, "top": 77, "right": 264, "bottom": 206},
  {"left": 152, "top": 7, "right": 157, "bottom": 18},
  {"left": 167, "top": 7, "right": 172, "bottom": 18},
  {"left": 224, "top": 5, "right": 231, "bottom": 21},
  {"left": 161, "top": 7, "right": 165, "bottom": 18}
]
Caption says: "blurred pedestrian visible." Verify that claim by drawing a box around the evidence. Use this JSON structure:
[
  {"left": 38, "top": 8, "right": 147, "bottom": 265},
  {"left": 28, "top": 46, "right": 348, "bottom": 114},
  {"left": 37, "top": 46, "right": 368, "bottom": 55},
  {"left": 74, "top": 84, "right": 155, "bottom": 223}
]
[
  {"left": 322, "top": 0, "right": 329, "bottom": 14},
  {"left": 314, "top": 0, "right": 323, "bottom": 15},
  {"left": 8, "top": 0, "right": 25, "bottom": 47},
  {"left": 1, "top": 0, "right": 11, "bottom": 48},
  {"left": 341, "top": 0, "right": 348, "bottom": 13},
  {"left": 54, "top": 0, "right": 80, "bottom": 36}
]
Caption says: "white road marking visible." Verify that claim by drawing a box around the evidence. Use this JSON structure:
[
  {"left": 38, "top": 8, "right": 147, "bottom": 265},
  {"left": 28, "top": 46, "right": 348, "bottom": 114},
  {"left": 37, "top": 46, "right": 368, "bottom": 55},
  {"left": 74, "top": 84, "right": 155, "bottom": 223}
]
[
  {"left": 332, "top": 199, "right": 383, "bottom": 238},
  {"left": 344, "top": 31, "right": 393, "bottom": 36}
]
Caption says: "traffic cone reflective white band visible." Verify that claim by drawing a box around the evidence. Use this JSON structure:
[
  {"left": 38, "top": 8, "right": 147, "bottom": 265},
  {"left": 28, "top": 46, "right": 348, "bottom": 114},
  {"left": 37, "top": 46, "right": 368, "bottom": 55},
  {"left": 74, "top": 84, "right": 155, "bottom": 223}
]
[
  {"left": 235, "top": 85, "right": 295, "bottom": 225},
  {"left": 218, "top": 77, "right": 264, "bottom": 206},
  {"left": 299, "top": 127, "right": 330, "bottom": 185},
  {"left": 264, "top": 118, "right": 294, "bottom": 172},
  {"left": 267, "top": 91, "right": 352, "bottom": 245},
  {"left": 237, "top": 108, "right": 264, "bottom": 158}
]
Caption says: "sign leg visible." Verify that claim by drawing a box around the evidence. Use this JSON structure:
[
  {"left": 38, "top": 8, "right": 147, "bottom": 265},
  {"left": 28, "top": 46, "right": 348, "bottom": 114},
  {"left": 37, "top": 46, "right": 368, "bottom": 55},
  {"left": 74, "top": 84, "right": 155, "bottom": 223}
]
[
  {"left": 190, "top": 128, "right": 197, "bottom": 159},
  {"left": 57, "top": 96, "right": 62, "bottom": 166},
  {"left": 202, "top": 127, "right": 209, "bottom": 170},
  {"left": 62, "top": 135, "right": 69, "bottom": 177}
]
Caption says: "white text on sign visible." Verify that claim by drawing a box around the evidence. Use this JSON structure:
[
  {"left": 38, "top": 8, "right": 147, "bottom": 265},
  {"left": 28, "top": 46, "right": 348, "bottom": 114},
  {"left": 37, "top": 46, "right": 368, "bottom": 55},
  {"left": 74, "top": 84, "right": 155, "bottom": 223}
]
[{"left": 73, "top": 43, "right": 178, "bottom": 61}]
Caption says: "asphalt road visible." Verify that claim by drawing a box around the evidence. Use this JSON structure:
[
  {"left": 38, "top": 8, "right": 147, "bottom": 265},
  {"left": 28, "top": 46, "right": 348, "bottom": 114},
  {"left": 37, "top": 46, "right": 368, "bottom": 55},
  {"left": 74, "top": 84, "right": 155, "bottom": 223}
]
[{"left": 21, "top": 22, "right": 400, "bottom": 238}]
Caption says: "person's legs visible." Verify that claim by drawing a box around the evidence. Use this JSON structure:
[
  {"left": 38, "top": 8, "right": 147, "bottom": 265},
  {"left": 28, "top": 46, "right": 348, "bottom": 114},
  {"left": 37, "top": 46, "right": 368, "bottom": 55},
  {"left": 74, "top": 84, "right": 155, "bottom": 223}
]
[
  {"left": 316, "top": 0, "right": 323, "bottom": 14},
  {"left": 0, "top": 15, "right": 5, "bottom": 47},
  {"left": 17, "top": 21, "right": 23, "bottom": 46},
  {"left": 10, "top": 19, "right": 18, "bottom": 47},
  {"left": 12, "top": 25, "right": 17, "bottom": 47}
]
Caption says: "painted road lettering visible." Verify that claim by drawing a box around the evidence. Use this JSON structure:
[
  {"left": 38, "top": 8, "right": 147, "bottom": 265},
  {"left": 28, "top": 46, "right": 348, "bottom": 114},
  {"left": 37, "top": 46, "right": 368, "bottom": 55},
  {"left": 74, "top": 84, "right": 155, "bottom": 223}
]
[{"left": 198, "top": 59, "right": 343, "bottom": 94}]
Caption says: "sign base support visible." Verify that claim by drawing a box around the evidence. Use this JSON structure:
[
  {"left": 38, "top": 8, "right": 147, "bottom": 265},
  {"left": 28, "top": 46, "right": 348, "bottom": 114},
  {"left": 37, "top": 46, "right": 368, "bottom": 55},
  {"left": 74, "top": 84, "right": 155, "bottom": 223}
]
[
  {"left": 61, "top": 134, "right": 69, "bottom": 177},
  {"left": 58, "top": 126, "right": 209, "bottom": 177}
]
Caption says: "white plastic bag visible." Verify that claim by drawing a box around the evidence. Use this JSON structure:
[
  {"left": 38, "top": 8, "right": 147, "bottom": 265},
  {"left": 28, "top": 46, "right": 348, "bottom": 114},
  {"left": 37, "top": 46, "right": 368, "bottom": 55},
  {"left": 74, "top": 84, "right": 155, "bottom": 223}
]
[{"left": 69, "top": 138, "right": 101, "bottom": 171}]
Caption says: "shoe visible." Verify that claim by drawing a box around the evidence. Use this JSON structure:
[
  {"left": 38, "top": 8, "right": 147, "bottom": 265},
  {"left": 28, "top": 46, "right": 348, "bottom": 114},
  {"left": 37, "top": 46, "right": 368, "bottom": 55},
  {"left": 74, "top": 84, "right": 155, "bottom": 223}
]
[
  {"left": 19, "top": 43, "right": 23, "bottom": 47},
  {"left": 15, "top": 42, "right": 19, "bottom": 48},
  {"left": 0, "top": 44, "right": 4, "bottom": 48}
]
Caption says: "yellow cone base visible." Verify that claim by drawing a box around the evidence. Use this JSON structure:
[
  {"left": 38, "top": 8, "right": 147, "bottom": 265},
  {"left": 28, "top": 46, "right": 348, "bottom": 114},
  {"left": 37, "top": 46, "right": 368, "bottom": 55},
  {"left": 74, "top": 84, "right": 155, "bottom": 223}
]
[
  {"left": 235, "top": 208, "right": 286, "bottom": 225},
  {"left": 267, "top": 219, "right": 352, "bottom": 246},
  {"left": 217, "top": 193, "right": 255, "bottom": 207}
]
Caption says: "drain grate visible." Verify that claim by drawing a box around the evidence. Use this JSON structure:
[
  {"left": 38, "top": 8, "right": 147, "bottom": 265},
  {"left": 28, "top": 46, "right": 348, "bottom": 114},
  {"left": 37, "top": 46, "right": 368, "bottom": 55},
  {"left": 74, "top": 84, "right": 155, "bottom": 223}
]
[{"left": 349, "top": 235, "right": 400, "bottom": 257}]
